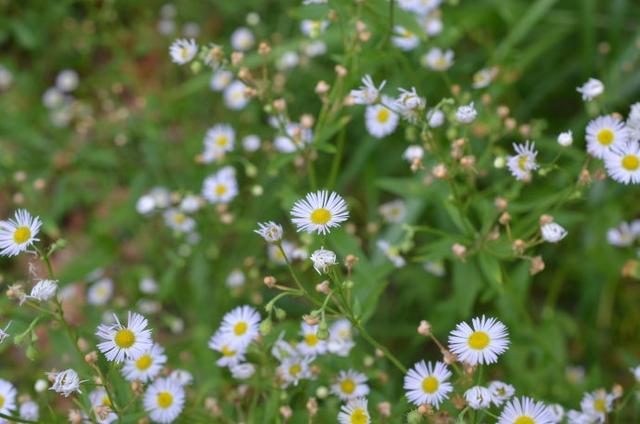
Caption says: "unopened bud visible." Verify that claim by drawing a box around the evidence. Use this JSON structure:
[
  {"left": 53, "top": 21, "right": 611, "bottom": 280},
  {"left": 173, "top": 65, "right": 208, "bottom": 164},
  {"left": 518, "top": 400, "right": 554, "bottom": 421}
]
[
  {"left": 259, "top": 318, "right": 273, "bottom": 336},
  {"left": 263, "top": 276, "right": 276, "bottom": 288},
  {"left": 231, "top": 52, "right": 244, "bottom": 66},
  {"left": 315, "top": 280, "right": 331, "bottom": 294},
  {"left": 280, "top": 406, "right": 292, "bottom": 420},
  {"left": 335, "top": 65, "right": 347, "bottom": 77},
  {"left": 306, "top": 397, "right": 318, "bottom": 416},
  {"left": 495, "top": 197, "right": 508, "bottom": 210},
  {"left": 539, "top": 214, "right": 554, "bottom": 225},
  {"left": 417, "top": 320, "right": 432, "bottom": 337},
  {"left": 499, "top": 212, "right": 511, "bottom": 225},
  {"left": 377, "top": 401, "right": 391, "bottom": 417},
  {"left": 258, "top": 42, "right": 271, "bottom": 55},
  {"left": 512, "top": 239, "right": 526, "bottom": 253},
  {"left": 303, "top": 315, "right": 320, "bottom": 326},
  {"left": 529, "top": 256, "right": 545, "bottom": 275},
  {"left": 452, "top": 243, "right": 467, "bottom": 259},
  {"left": 315, "top": 80, "right": 330, "bottom": 95},
  {"left": 84, "top": 351, "right": 98, "bottom": 364}
]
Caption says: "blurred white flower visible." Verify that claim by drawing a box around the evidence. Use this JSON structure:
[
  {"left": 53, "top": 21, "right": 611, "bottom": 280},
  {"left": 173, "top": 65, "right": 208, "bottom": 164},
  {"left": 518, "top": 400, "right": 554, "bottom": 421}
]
[
  {"left": 310, "top": 247, "right": 337, "bottom": 274},
  {"left": 541, "top": 222, "right": 568, "bottom": 243},
  {"left": 48, "top": 369, "right": 83, "bottom": 397},
  {"left": 577, "top": 78, "right": 604, "bottom": 101}
]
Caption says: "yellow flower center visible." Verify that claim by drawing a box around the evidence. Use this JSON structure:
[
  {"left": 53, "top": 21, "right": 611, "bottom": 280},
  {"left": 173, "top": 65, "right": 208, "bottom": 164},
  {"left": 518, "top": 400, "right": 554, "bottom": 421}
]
[
  {"left": 135, "top": 354, "right": 152, "bottom": 370},
  {"left": 351, "top": 408, "right": 368, "bottom": 424},
  {"left": 0, "top": 395, "right": 4, "bottom": 409},
  {"left": 514, "top": 417, "right": 535, "bottom": 424},
  {"left": 310, "top": 208, "right": 331, "bottom": 225},
  {"left": 157, "top": 391, "right": 174, "bottom": 409},
  {"left": 216, "top": 136, "right": 228, "bottom": 147},
  {"left": 102, "top": 396, "right": 111, "bottom": 407},
  {"left": 621, "top": 155, "right": 639, "bottom": 171},
  {"left": 340, "top": 378, "right": 356, "bottom": 394},
  {"left": 233, "top": 321, "right": 248, "bottom": 336},
  {"left": 305, "top": 334, "right": 319, "bottom": 347},
  {"left": 377, "top": 108, "right": 390, "bottom": 123},
  {"left": 289, "top": 364, "right": 302, "bottom": 376},
  {"left": 468, "top": 331, "right": 490, "bottom": 350},
  {"left": 518, "top": 155, "right": 529, "bottom": 171},
  {"left": 597, "top": 129, "right": 614, "bottom": 146},
  {"left": 421, "top": 376, "right": 439, "bottom": 394},
  {"left": 173, "top": 213, "right": 186, "bottom": 224},
  {"left": 594, "top": 398, "right": 607, "bottom": 413},
  {"left": 114, "top": 329, "right": 136, "bottom": 349},
  {"left": 13, "top": 226, "right": 31, "bottom": 244},
  {"left": 215, "top": 184, "right": 228, "bottom": 196},
  {"left": 222, "top": 345, "right": 236, "bottom": 357},
  {"left": 180, "top": 48, "right": 190, "bottom": 60}
]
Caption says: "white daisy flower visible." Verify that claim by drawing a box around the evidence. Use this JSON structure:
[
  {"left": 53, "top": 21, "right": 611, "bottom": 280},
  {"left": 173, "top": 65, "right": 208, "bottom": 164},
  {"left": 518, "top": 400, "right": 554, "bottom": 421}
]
[
  {"left": 379, "top": 199, "right": 407, "bottom": 224},
  {"left": 210, "top": 70, "right": 233, "bottom": 92},
  {"left": 456, "top": 102, "right": 478, "bottom": 124},
  {"left": 0, "top": 379, "right": 16, "bottom": 421},
  {"left": 465, "top": 385, "right": 492, "bottom": 409},
  {"left": 203, "top": 124, "right": 235, "bottom": 162},
  {"left": 56, "top": 69, "right": 79, "bottom": 92},
  {"left": 627, "top": 102, "right": 640, "bottom": 141},
  {"left": 377, "top": 240, "right": 406, "bottom": 268},
  {"left": 558, "top": 130, "right": 573, "bottom": 147},
  {"left": 255, "top": 221, "right": 283, "bottom": 243},
  {"left": 422, "top": 48, "right": 454, "bottom": 71},
  {"left": 392, "top": 26, "right": 420, "bottom": 51},
  {"left": 202, "top": 166, "right": 238, "bottom": 204},
  {"left": 473, "top": 66, "right": 499, "bottom": 89},
  {"left": 230, "top": 27, "right": 255, "bottom": 51},
  {"left": 448, "top": 315, "right": 509, "bottom": 365},
  {"left": 179, "top": 195, "right": 201, "bottom": 213},
  {"left": 350, "top": 74, "right": 386, "bottom": 105},
  {"left": 631, "top": 366, "right": 640, "bottom": 382},
  {"left": 143, "top": 377, "right": 185, "bottom": 424},
  {"left": 304, "top": 40, "right": 327, "bottom": 57},
  {"left": 28, "top": 279, "right": 58, "bottom": 302},
  {"left": 427, "top": 108, "right": 445, "bottom": 127},
  {"left": 48, "top": 369, "right": 83, "bottom": 397},
  {"left": 19, "top": 400, "right": 39, "bottom": 421},
  {"left": 0, "top": 209, "right": 42, "bottom": 257},
  {"left": 310, "top": 247, "right": 337, "bottom": 274},
  {"left": 297, "top": 323, "right": 327, "bottom": 356},
  {"left": 169, "top": 369, "right": 193, "bottom": 386},
  {"left": 89, "top": 388, "right": 117, "bottom": 424},
  {"left": 403, "top": 360, "right": 453, "bottom": 408},
  {"left": 268, "top": 241, "right": 295, "bottom": 265},
  {"left": 169, "top": 38, "right": 197, "bottom": 65},
  {"left": 121, "top": 344, "right": 167, "bottom": 383},
  {"left": 547, "top": 404, "right": 565, "bottom": 423},
  {"left": 163, "top": 209, "right": 195, "bottom": 233},
  {"left": 0, "top": 65, "right": 12, "bottom": 90},
  {"left": 208, "top": 331, "right": 247, "bottom": 367},
  {"left": 300, "top": 19, "right": 328, "bottom": 38},
  {"left": 226, "top": 269, "right": 245, "bottom": 288},
  {"left": 290, "top": 190, "right": 349, "bottom": 235},
  {"left": 273, "top": 123, "right": 313, "bottom": 153},
  {"left": 607, "top": 222, "right": 637, "bottom": 247},
  {"left": 498, "top": 397, "right": 553, "bottom": 424},
  {"left": 0, "top": 322, "right": 11, "bottom": 344},
  {"left": 577, "top": 78, "right": 604, "bottom": 102},
  {"left": 337, "top": 398, "right": 370, "bottom": 424},
  {"left": 276, "top": 51, "right": 300, "bottom": 71},
  {"left": 230, "top": 363, "right": 255, "bottom": 380},
  {"left": 278, "top": 356, "right": 313, "bottom": 387},
  {"left": 403, "top": 145, "right": 424, "bottom": 163},
  {"left": 507, "top": 141, "right": 539, "bottom": 181},
  {"left": 96, "top": 311, "right": 153, "bottom": 363},
  {"left": 393, "top": 87, "right": 426, "bottom": 123},
  {"left": 328, "top": 319, "right": 355, "bottom": 357},
  {"left": 566, "top": 409, "right": 593, "bottom": 424},
  {"left": 541, "top": 222, "right": 568, "bottom": 243},
  {"left": 604, "top": 142, "right": 640, "bottom": 184},
  {"left": 216, "top": 305, "right": 261, "bottom": 350},
  {"left": 580, "top": 390, "right": 613, "bottom": 423},
  {"left": 331, "top": 370, "right": 370, "bottom": 401},
  {"left": 271, "top": 333, "right": 299, "bottom": 361},
  {"left": 585, "top": 116, "right": 628, "bottom": 159},
  {"left": 88, "top": 278, "right": 113, "bottom": 306},
  {"left": 42, "top": 87, "right": 65, "bottom": 109},
  {"left": 420, "top": 13, "right": 444, "bottom": 36},
  {"left": 223, "top": 80, "right": 250, "bottom": 110},
  {"left": 242, "top": 135, "right": 261, "bottom": 152},
  {"left": 489, "top": 380, "right": 515, "bottom": 406},
  {"left": 136, "top": 194, "right": 156, "bottom": 215},
  {"left": 365, "top": 102, "right": 399, "bottom": 138}
]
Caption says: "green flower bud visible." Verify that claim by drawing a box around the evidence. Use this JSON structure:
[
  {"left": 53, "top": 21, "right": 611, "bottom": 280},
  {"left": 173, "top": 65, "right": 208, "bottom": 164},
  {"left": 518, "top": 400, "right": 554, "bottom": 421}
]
[{"left": 259, "top": 318, "right": 272, "bottom": 336}]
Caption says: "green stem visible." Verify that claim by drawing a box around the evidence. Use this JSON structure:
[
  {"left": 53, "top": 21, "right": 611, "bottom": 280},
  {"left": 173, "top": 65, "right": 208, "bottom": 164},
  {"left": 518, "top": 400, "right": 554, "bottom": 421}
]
[
  {"left": 352, "top": 319, "right": 407, "bottom": 373},
  {"left": 0, "top": 412, "right": 38, "bottom": 424}
]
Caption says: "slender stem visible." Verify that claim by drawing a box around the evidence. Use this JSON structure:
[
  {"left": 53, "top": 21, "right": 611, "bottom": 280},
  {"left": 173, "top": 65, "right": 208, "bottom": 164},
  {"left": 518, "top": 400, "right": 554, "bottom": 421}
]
[
  {"left": 276, "top": 243, "right": 325, "bottom": 310},
  {"left": 352, "top": 319, "right": 406, "bottom": 373},
  {"left": 0, "top": 412, "right": 38, "bottom": 424},
  {"left": 327, "top": 127, "right": 347, "bottom": 190}
]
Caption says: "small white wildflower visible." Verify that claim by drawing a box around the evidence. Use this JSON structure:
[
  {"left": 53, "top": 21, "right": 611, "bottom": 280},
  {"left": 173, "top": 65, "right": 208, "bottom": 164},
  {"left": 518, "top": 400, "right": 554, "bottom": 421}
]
[{"left": 541, "top": 222, "right": 568, "bottom": 243}]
